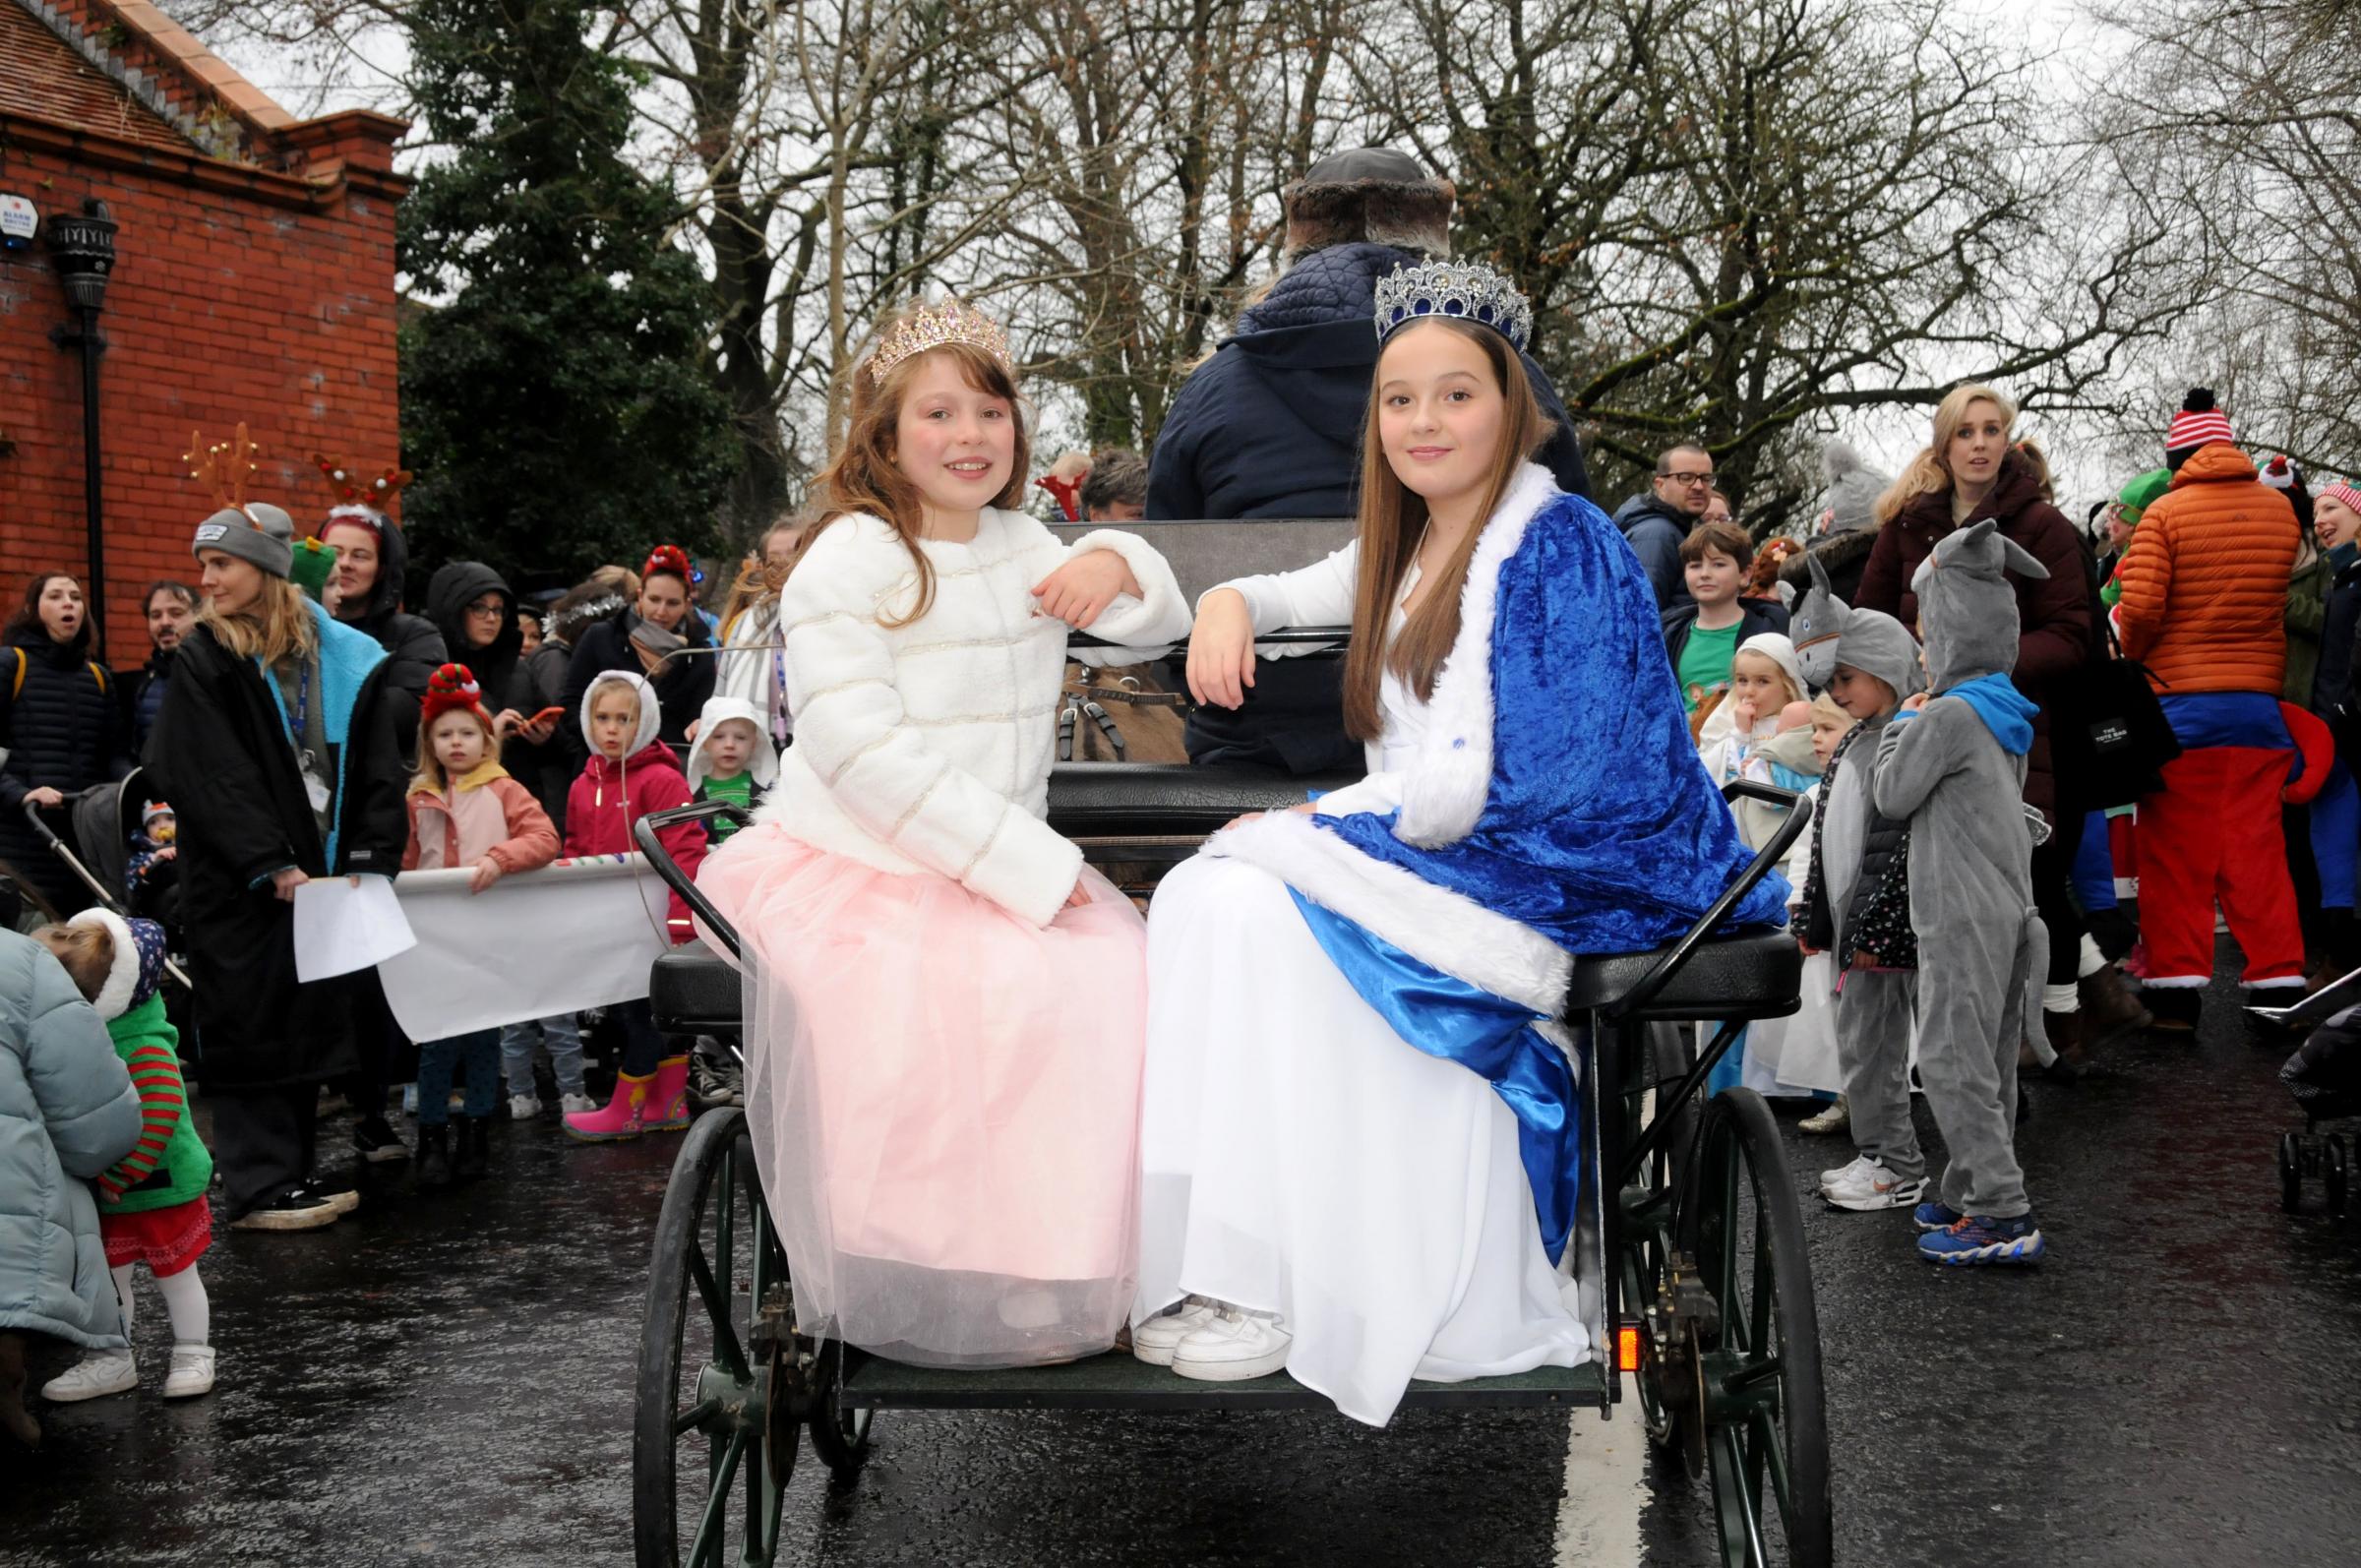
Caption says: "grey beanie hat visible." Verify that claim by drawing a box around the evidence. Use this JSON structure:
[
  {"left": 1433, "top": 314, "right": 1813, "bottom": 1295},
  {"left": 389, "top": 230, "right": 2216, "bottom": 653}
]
[{"left": 192, "top": 502, "right": 295, "bottom": 578}]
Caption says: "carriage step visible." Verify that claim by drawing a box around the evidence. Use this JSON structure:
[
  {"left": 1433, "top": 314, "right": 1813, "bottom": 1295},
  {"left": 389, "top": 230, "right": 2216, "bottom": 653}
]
[{"left": 839, "top": 1349, "right": 1608, "bottom": 1412}]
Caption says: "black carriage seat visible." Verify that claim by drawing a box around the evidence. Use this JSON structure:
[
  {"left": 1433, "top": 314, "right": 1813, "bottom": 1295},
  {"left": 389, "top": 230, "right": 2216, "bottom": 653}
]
[
  {"left": 652, "top": 940, "right": 743, "bottom": 1035},
  {"left": 1046, "top": 761, "right": 1364, "bottom": 839},
  {"left": 1560, "top": 928, "right": 1803, "bottom": 1023}
]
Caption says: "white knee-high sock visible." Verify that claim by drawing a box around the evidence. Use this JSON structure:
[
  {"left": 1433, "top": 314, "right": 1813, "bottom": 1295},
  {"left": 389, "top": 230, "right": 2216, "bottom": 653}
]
[
  {"left": 110, "top": 1264, "right": 137, "bottom": 1343},
  {"left": 154, "top": 1267, "right": 211, "bottom": 1348},
  {"left": 2079, "top": 933, "right": 2106, "bottom": 979}
]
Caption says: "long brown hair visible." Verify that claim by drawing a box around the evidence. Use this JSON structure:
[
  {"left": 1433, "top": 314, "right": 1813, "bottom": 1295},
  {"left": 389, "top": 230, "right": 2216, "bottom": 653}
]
[
  {"left": 718, "top": 517, "right": 802, "bottom": 636},
  {"left": 1341, "top": 318, "right": 1550, "bottom": 740},
  {"left": 1874, "top": 383, "right": 2017, "bottom": 524},
  {"left": 200, "top": 575, "right": 318, "bottom": 668},
  {"left": 795, "top": 306, "right": 1031, "bottom": 628}
]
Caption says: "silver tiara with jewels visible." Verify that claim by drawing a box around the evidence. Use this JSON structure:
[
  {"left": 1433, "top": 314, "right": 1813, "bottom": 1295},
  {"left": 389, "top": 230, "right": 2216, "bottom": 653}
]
[{"left": 1372, "top": 260, "right": 1533, "bottom": 351}]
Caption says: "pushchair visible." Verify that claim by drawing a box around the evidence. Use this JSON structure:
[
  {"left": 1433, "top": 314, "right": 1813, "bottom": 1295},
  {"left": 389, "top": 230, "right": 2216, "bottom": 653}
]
[
  {"left": 2261, "top": 974, "right": 2361, "bottom": 1216},
  {"left": 15, "top": 770, "right": 193, "bottom": 997}
]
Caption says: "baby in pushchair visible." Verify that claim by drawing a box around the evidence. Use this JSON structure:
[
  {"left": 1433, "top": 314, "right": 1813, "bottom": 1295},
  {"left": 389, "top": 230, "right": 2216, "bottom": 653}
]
[{"left": 124, "top": 801, "right": 179, "bottom": 926}]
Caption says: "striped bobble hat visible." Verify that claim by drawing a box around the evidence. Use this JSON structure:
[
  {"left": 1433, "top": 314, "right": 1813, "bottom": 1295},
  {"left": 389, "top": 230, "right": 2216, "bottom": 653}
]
[
  {"left": 420, "top": 662, "right": 490, "bottom": 731},
  {"left": 2323, "top": 480, "right": 2361, "bottom": 517},
  {"left": 2164, "top": 387, "right": 2234, "bottom": 466}
]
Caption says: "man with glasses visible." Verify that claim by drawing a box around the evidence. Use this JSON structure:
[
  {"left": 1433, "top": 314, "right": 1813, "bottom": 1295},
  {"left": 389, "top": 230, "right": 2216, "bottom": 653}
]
[{"left": 1614, "top": 444, "right": 1720, "bottom": 612}]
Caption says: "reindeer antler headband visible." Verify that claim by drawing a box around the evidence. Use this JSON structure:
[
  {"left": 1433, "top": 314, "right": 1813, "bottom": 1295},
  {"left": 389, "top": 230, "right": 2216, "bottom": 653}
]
[{"left": 185, "top": 424, "right": 262, "bottom": 511}]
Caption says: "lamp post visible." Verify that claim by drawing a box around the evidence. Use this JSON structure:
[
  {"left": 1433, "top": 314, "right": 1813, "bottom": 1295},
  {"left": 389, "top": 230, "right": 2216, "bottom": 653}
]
[{"left": 46, "top": 200, "right": 118, "bottom": 661}]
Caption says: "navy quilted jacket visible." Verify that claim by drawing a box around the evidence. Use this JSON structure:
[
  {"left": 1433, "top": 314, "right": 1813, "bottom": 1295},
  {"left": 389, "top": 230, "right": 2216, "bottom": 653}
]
[{"left": 1147, "top": 243, "right": 1591, "bottom": 520}]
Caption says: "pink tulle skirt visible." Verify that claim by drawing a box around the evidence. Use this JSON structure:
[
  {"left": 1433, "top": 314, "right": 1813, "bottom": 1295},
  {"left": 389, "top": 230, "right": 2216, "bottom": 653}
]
[{"left": 697, "top": 823, "right": 1146, "bottom": 1367}]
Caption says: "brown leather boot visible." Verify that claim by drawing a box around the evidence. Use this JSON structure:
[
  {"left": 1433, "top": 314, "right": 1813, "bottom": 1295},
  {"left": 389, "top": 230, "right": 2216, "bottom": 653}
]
[
  {"left": 2038, "top": 1008, "right": 2088, "bottom": 1079},
  {"left": 2079, "top": 966, "right": 2152, "bottom": 1046},
  {"left": 0, "top": 1331, "right": 40, "bottom": 1450}
]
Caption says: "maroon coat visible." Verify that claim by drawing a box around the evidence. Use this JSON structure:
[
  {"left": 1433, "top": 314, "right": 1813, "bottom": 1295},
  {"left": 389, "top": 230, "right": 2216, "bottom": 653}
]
[{"left": 1853, "top": 450, "right": 2097, "bottom": 822}]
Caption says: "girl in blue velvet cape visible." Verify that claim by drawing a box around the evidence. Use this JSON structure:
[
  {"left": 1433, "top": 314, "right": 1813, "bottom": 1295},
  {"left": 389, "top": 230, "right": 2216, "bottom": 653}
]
[{"left": 1128, "top": 264, "right": 1784, "bottom": 1426}]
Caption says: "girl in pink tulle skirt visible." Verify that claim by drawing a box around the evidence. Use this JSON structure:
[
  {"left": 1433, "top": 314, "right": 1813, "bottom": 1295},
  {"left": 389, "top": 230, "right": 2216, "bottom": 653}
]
[{"left": 697, "top": 301, "right": 1191, "bottom": 1367}]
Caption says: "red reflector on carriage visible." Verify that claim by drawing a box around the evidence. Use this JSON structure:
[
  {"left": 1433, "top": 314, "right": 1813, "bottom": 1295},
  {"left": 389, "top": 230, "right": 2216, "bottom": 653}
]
[{"left": 1616, "top": 1322, "right": 1641, "bottom": 1373}]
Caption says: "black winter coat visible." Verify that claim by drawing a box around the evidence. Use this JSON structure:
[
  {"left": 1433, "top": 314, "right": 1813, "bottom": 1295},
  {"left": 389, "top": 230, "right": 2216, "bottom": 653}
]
[
  {"left": 330, "top": 516, "right": 446, "bottom": 752},
  {"left": 1661, "top": 599, "right": 1790, "bottom": 672},
  {"left": 122, "top": 644, "right": 176, "bottom": 757},
  {"left": 1145, "top": 243, "right": 1591, "bottom": 521},
  {"left": 559, "top": 606, "right": 715, "bottom": 769},
  {"left": 0, "top": 633, "right": 131, "bottom": 914},
  {"left": 143, "top": 617, "right": 407, "bottom": 1089},
  {"left": 427, "top": 559, "right": 565, "bottom": 823},
  {"left": 1612, "top": 494, "right": 1695, "bottom": 612}
]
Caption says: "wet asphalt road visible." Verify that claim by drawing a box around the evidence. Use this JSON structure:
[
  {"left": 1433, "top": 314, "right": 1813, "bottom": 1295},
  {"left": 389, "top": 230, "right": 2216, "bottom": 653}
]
[{"left": 9, "top": 946, "right": 2361, "bottom": 1567}]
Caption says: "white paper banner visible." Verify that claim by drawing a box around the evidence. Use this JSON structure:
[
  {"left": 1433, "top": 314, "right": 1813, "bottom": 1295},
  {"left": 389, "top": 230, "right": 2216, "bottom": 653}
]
[
  {"left": 293, "top": 874, "right": 418, "bottom": 982},
  {"left": 377, "top": 855, "right": 675, "bottom": 1043}
]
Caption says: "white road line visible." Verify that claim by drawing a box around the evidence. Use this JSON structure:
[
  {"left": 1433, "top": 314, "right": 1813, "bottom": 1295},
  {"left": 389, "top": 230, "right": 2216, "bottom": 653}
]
[{"left": 1552, "top": 1379, "right": 1647, "bottom": 1567}]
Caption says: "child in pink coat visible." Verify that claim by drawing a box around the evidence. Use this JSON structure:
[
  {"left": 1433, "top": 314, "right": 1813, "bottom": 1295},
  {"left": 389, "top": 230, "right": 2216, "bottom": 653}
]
[
  {"left": 561, "top": 669, "right": 706, "bottom": 1141},
  {"left": 401, "top": 664, "right": 560, "bottom": 1181}
]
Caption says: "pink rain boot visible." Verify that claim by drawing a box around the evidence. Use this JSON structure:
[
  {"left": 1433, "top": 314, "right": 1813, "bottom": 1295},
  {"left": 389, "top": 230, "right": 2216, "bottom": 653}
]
[
  {"left": 564, "top": 1069, "right": 657, "bottom": 1142},
  {"left": 647, "top": 1055, "right": 693, "bottom": 1132}
]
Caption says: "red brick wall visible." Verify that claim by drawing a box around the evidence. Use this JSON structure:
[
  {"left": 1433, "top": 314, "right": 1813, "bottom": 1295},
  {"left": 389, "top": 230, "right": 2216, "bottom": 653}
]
[{"left": 0, "top": 141, "right": 401, "bottom": 664}]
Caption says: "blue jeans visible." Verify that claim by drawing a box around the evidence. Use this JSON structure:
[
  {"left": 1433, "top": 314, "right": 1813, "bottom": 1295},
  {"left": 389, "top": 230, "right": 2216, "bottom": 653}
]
[
  {"left": 499, "top": 1013, "right": 586, "bottom": 1098},
  {"left": 2071, "top": 809, "right": 2117, "bottom": 913},
  {"left": 2310, "top": 761, "right": 2359, "bottom": 912},
  {"left": 416, "top": 1030, "right": 500, "bottom": 1125}
]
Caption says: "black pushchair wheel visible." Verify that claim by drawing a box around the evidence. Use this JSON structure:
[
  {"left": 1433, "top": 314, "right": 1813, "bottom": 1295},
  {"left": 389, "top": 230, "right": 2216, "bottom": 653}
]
[
  {"left": 2326, "top": 1136, "right": 2350, "bottom": 1218},
  {"left": 2278, "top": 1132, "right": 2304, "bottom": 1214}
]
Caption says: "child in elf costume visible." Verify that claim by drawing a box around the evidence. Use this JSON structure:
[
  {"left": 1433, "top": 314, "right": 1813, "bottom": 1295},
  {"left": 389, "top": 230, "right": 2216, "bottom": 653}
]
[
  {"left": 33, "top": 911, "right": 216, "bottom": 1402},
  {"left": 685, "top": 695, "right": 776, "bottom": 845},
  {"left": 402, "top": 664, "right": 562, "bottom": 1181}
]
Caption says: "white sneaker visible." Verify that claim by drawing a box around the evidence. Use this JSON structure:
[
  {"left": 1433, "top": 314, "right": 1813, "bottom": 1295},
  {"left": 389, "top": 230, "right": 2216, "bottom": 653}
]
[
  {"left": 508, "top": 1094, "right": 543, "bottom": 1119},
  {"left": 162, "top": 1344, "right": 215, "bottom": 1400},
  {"left": 1798, "top": 1096, "right": 1849, "bottom": 1135},
  {"left": 1820, "top": 1153, "right": 1876, "bottom": 1190},
  {"left": 41, "top": 1350, "right": 137, "bottom": 1403},
  {"left": 1822, "top": 1157, "right": 1927, "bottom": 1212},
  {"left": 1130, "top": 1297, "right": 1221, "bottom": 1366},
  {"left": 1171, "top": 1309, "right": 1291, "bottom": 1382},
  {"left": 560, "top": 1093, "right": 598, "bottom": 1116}
]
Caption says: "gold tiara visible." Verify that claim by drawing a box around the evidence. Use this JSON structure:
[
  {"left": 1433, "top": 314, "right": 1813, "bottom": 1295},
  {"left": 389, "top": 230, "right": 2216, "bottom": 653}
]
[{"left": 868, "top": 299, "right": 1012, "bottom": 385}]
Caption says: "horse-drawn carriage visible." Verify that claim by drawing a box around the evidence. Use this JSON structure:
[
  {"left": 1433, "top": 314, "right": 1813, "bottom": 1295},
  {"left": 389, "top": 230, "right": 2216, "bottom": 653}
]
[{"left": 626, "top": 519, "right": 1834, "bottom": 1567}]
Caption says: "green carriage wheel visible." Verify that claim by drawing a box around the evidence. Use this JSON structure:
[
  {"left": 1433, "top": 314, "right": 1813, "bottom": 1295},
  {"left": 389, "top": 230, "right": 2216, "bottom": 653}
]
[
  {"left": 635, "top": 1108, "right": 796, "bottom": 1567},
  {"left": 2278, "top": 1131, "right": 2305, "bottom": 1214},
  {"left": 1679, "top": 1089, "right": 1833, "bottom": 1568},
  {"left": 805, "top": 1340, "right": 876, "bottom": 1481}
]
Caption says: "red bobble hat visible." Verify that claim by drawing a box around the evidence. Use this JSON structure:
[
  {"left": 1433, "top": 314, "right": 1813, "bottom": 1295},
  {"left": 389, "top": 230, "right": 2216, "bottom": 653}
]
[
  {"left": 2163, "top": 387, "right": 2234, "bottom": 465},
  {"left": 644, "top": 544, "right": 694, "bottom": 583},
  {"left": 420, "top": 663, "right": 491, "bottom": 731},
  {"left": 2322, "top": 480, "right": 2361, "bottom": 517}
]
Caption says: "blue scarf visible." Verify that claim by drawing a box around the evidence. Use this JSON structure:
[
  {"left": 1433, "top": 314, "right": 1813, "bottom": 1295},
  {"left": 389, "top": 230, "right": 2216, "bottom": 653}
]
[{"left": 1942, "top": 672, "right": 2037, "bottom": 755}]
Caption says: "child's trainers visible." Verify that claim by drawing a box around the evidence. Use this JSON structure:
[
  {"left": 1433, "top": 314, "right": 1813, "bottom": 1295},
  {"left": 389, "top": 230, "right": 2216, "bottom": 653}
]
[
  {"left": 1912, "top": 1199, "right": 1963, "bottom": 1231},
  {"left": 1822, "top": 1157, "right": 1926, "bottom": 1212},
  {"left": 1917, "top": 1212, "right": 2045, "bottom": 1265}
]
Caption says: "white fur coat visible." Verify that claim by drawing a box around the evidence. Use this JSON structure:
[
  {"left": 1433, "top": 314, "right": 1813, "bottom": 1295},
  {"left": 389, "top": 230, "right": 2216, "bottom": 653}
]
[{"left": 757, "top": 506, "right": 1189, "bottom": 926}]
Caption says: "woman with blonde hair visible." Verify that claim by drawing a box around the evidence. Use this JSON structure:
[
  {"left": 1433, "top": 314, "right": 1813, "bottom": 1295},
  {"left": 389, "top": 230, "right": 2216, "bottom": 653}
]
[
  {"left": 1853, "top": 385, "right": 2137, "bottom": 1066},
  {"left": 146, "top": 479, "right": 407, "bottom": 1234}
]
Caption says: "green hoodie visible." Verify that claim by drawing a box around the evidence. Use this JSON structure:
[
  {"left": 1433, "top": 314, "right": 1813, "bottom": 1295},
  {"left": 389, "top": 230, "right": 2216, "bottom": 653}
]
[{"left": 96, "top": 994, "right": 213, "bottom": 1215}]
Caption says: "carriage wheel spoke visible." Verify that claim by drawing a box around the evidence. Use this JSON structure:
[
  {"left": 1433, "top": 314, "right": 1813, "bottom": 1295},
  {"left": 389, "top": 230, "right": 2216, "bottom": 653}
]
[
  {"left": 1752, "top": 1405, "right": 1795, "bottom": 1519},
  {"left": 672, "top": 1396, "right": 719, "bottom": 1436},
  {"left": 743, "top": 1425, "right": 780, "bottom": 1566},
  {"left": 1721, "top": 1426, "right": 1770, "bottom": 1568},
  {"left": 715, "top": 1147, "right": 737, "bottom": 1307},
  {"left": 686, "top": 1241, "right": 748, "bottom": 1378},
  {"left": 691, "top": 1430, "right": 749, "bottom": 1567},
  {"left": 1747, "top": 1198, "right": 1773, "bottom": 1354}
]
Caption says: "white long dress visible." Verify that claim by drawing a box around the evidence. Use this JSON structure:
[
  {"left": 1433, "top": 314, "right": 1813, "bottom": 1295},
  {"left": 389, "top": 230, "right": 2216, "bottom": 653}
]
[{"left": 1133, "top": 549, "right": 1592, "bottom": 1427}]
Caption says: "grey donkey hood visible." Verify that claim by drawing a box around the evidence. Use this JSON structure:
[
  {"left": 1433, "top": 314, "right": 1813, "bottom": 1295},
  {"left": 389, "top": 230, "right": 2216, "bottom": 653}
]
[
  {"left": 1790, "top": 551, "right": 1926, "bottom": 701},
  {"left": 1909, "top": 518, "right": 2048, "bottom": 692}
]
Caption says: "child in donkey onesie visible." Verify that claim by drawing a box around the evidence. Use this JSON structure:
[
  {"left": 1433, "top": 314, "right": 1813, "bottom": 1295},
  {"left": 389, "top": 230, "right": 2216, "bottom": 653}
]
[
  {"left": 1873, "top": 519, "right": 2050, "bottom": 1265},
  {"left": 1789, "top": 560, "right": 1928, "bottom": 1215}
]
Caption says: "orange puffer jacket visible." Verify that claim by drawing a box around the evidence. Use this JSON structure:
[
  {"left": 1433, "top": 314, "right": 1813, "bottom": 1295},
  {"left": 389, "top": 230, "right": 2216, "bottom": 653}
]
[{"left": 2114, "top": 445, "right": 2301, "bottom": 695}]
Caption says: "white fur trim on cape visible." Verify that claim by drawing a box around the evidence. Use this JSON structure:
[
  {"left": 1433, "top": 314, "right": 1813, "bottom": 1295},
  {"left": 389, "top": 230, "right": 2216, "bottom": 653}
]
[
  {"left": 1393, "top": 462, "right": 1558, "bottom": 848},
  {"left": 69, "top": 907, "right": 140, "bottom": 1022},
  {"left": 1212, "top": 811, "right": 1572, "bottom": 1015}
]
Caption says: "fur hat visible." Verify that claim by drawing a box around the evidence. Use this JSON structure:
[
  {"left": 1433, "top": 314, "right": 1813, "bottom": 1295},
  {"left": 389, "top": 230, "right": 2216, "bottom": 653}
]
[
  {"left": 66, "top": 907, "right": 168, "bottom": 1021},
  {"left": 1818, "top": 441, "right": 1891, "bottom": 535},
  {"left": 1281, "top": 148, "right": 1454, "bottom": 265},
  {"left": 420, "top": 663, "right": 493, "bottom": 734}
]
